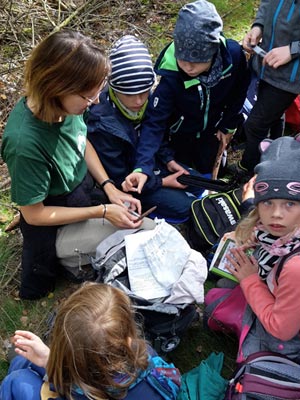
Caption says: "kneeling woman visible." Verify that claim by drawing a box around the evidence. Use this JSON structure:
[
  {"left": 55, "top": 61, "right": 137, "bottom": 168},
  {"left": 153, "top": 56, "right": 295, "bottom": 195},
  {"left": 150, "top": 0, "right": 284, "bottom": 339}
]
[{"left": 1, "top": 30, "right": 153, "bottom": 300}]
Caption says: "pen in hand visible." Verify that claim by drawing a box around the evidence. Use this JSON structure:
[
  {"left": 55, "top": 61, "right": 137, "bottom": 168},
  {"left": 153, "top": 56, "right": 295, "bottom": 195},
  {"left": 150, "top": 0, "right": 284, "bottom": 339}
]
[
  {"left": 128, "top": 210, "right": 140, "bottom": 218},
  {"left": 124, "top": 201, "right": 141, "bottom": 218},
  {"left": 124, "top": 201, "right": 157, "bottom": 221}
]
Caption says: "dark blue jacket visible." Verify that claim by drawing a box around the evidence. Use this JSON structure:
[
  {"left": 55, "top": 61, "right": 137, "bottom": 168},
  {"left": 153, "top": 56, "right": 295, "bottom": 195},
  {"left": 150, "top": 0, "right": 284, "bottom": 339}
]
[
  {"left": 134, "top": 37, "right": 250, "bottom": 176},
  {"left": 87, "top": 88, "right": 169, "bottom": 194}
]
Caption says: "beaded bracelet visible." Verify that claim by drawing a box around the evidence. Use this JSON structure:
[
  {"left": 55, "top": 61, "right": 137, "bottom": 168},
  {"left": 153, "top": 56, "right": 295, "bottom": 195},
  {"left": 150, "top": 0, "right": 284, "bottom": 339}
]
[{"left": 102, "top": 204, "right": 107, "bottom": 225}]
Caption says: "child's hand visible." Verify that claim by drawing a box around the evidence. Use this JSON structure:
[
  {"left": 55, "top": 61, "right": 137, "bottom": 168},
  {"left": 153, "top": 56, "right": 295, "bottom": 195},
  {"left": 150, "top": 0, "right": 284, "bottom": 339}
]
[
  {"left": 13, "top": 330, "right": 50, "bottom": 368},
  {"left": 162, "top": 170, "right": 188, "bottom": 189},
  {"left": 242, "top": 175, "right": 256, "bottom": 202},
  {"left": 166, "top": 160, "right": 188, "bottom": 174},
  {"left": 225, "top": 247, "right": 258, "bottom": 282},
  {"left": 122, "top": 172, "right": 148, "bottom": 194},
  {"left": 242, "top": 26, "right": 263, "bottom": 51},
  {"left": 263, "top": 45, "right": 292, "bottom": 69}
]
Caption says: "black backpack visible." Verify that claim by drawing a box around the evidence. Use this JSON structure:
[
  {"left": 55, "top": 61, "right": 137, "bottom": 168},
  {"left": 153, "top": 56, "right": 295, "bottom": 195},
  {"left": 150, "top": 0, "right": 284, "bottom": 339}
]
[
  {"left": 91, "top": 229, "right": 198, "bottom": 354},
  {"left": 187, "top": 188, "right": 243, "bottom": 255},
  {"left": 134, "top": 300, "right": 198, "bottom": 354}
]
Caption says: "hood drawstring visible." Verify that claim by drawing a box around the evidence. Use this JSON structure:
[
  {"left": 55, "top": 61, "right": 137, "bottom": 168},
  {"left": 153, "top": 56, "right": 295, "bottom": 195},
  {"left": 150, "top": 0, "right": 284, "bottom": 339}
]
[{"left": 197, "top": 84, "right": 210, "bottom": 132}]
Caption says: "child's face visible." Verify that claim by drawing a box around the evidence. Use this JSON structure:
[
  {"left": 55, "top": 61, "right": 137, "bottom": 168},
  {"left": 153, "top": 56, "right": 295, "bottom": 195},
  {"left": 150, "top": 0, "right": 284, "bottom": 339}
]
[
  {"left": 258, "top": 199, "right": 300, "bottom": 237},
  {"left": 177, "top": 59, "right": 212, "bottom": 77},
  {"left": 115, "top": 91, "right": 150, "bottom": 112}
]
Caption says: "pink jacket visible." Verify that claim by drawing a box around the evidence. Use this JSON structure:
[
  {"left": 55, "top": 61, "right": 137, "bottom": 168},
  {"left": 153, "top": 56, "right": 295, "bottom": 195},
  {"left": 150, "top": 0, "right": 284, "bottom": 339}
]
[{"left": 241, "top": 255, "right": 300, "bottom": 341}]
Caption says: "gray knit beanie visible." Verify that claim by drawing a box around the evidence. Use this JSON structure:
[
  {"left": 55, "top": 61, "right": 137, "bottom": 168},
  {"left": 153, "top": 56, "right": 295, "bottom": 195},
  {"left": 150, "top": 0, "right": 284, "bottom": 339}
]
[
  {"left": 173, "top": 0, "right": 223, "bottom": 63},
  {"left": 254, "top": 136, "right": 300, "bottom": 205},
  {"left": 109, "top": 35, "right": 155, "bottom": 95}
]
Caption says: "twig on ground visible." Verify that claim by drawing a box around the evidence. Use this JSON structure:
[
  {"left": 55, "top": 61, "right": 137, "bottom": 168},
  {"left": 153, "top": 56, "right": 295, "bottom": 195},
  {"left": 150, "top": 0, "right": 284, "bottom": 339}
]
[
  {"left": 41, "top": 0, "right": 56, "bottom": 27},
  {"left": 0, "top": 177, "right": 11, "bottom": 190},
  {"left": 51, "top": 0, "right": 96, "bottom": 33},
  {"left": 1, "top": 262, "right": 21, "bottom": 290}
]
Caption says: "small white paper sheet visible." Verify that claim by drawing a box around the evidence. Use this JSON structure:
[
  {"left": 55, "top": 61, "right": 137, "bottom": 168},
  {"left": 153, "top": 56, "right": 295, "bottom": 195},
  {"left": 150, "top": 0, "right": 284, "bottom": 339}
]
[{"left": 125, "top": 230, "right": 169, "bottom": 299}]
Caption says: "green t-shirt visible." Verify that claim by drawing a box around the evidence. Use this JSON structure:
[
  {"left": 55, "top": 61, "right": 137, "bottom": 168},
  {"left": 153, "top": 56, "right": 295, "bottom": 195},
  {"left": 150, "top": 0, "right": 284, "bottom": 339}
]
[{"left": 1, "top": 97, "right": 87, "bottom": 206}]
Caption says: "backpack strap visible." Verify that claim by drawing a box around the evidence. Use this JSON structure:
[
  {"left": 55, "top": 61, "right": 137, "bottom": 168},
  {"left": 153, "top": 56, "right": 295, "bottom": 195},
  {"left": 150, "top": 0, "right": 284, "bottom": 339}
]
[
  {"left": 275, "top": 246, "right": 300, "bottom": 284},
  {"left": 129, "top": 352, "right": 181, "bottom": 400}
]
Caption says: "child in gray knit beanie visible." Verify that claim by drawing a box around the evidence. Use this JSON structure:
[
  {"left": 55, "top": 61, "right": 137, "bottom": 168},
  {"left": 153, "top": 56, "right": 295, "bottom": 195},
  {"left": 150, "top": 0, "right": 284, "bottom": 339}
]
[
  {"left": 173, "top": 0, "right": 223, "bottom": 64},
  {"left": 206, "top": 135, "right": 300, "bottom": 364},
  {"left": 254, "top": 136, "right": 300, "bottom": 205}
]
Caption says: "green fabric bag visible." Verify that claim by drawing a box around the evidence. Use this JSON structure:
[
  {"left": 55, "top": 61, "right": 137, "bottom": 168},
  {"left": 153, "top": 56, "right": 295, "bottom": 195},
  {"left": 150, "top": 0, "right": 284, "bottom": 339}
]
[{"left": 177, "top": 352, "right": 228, "bottom": 400}]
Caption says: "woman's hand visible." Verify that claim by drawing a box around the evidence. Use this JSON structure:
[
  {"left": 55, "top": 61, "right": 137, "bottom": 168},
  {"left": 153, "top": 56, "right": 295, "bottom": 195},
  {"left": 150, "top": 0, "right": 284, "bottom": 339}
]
[
  {"left": 85, "top": 139, "right": 141, "bottom": 212},
  {"left": 104, "top": 183, "right": 141, "bottom": 214},
  {"left": 225, "top": 247, "right": 258, "bottom": 282},
  {"left": 13, "top": 330, "right": 50, "bottom": 368},
  {"left": 104, "top": 204, "right": 143, "bottom": 228}
]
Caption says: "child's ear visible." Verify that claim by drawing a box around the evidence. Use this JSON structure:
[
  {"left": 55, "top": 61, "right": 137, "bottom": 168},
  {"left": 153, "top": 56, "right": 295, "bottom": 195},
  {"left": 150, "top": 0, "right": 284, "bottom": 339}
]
[
  {"left": 294, "top": 133, "right": 300, "bottom": 142},
  {"left": 259, "top": 138, "right": 273, "bottom": 153}
]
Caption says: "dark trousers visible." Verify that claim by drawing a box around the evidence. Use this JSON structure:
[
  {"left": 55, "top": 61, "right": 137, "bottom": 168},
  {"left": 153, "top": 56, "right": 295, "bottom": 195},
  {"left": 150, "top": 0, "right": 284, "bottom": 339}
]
[
  {"left": 19, "top": 215, "right": 59, "bottom": 299},
  {"left": 171, "top": 130, "right": 221, "bottom": 175},
  {"left": 241, "top": 80, "right": 297, "bottom": 172},
  {"left": 19, "top": 173, "right": 108, "bottom": 300}
]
